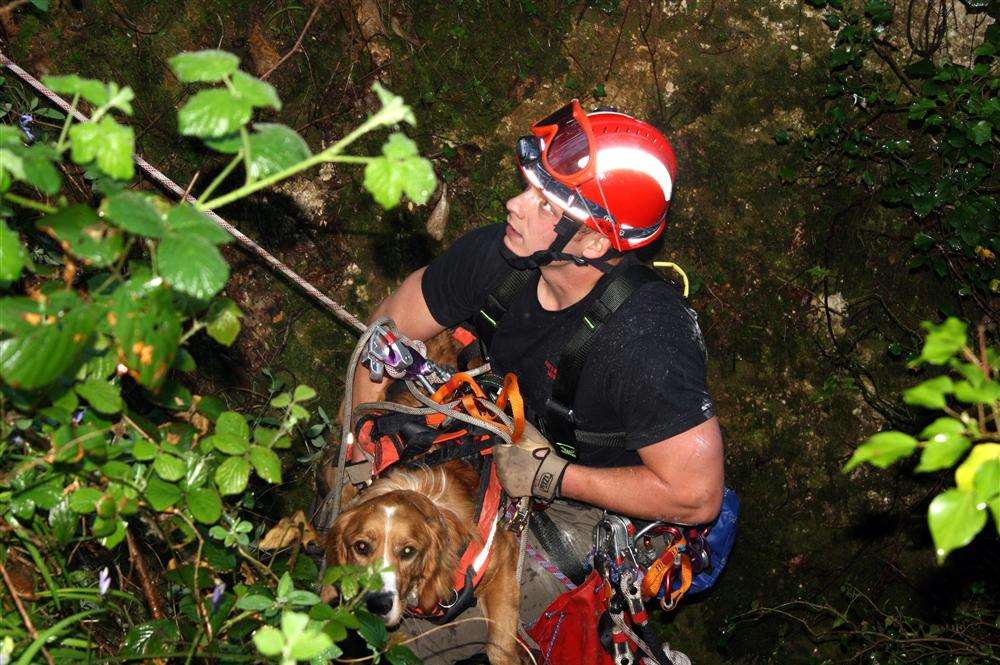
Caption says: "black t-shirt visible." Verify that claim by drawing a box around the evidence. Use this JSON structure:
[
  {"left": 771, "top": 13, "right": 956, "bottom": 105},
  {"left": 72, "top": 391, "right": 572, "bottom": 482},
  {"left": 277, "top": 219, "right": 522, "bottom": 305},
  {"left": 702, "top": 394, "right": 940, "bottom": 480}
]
[{"left": 421, "top": 223, "right": 715, "bottom": 468}]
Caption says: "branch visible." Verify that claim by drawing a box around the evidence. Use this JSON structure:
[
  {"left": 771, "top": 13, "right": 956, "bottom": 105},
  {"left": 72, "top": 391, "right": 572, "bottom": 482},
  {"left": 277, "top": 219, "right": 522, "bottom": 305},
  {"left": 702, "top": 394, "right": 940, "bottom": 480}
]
[
  {"left": 260, "top": 1, "right": 324, "bottom": 81},
  {"left": 125, "top": 527, "right": 165, "bottom": 621},
  {"left": 0, "top": 560, "right": 56, "bottom": 665}
]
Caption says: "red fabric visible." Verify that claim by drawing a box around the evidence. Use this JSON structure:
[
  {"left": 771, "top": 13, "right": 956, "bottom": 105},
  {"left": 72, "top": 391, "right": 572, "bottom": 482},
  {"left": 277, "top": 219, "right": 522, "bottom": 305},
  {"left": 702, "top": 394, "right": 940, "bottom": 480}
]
[
  {"left": 528, "top": 571, "right": 613, "bottom": 665},
  {"left": 452, "top": 325, "right": 478, "bottom": 347}
]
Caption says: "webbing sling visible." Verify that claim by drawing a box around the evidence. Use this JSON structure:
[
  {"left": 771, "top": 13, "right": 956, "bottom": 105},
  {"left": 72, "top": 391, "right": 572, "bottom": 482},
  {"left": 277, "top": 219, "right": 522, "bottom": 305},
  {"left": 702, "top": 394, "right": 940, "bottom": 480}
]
[
  {"left": 541, "top": 264, "right": 663, "bottom": 453},
  {"left": 472, "top": 269, "right": 534, "bottom": 352}
]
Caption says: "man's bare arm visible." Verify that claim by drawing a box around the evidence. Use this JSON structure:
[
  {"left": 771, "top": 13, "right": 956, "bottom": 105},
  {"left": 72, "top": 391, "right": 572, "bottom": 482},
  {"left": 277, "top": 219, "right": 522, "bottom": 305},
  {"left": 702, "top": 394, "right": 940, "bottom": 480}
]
[{"left": 559, "top": 417, "right": 725, "bottom": 523}]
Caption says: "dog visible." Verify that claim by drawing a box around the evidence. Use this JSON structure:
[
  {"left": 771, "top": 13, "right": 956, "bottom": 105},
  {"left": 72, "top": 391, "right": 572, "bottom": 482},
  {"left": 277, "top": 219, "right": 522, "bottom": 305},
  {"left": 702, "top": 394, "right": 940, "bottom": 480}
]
[{"left": 317, "top": 332, "right": 524, "bottom": 664}]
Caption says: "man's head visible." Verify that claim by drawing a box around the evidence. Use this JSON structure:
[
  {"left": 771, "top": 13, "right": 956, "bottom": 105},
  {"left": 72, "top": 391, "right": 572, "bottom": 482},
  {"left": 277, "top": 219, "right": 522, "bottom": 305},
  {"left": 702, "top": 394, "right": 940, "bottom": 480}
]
[
  {"left": 503, "top": 185, "right": 610, "bottom": 264},
  {"left": 505, "top": 100, "right": 676, "bottom": 271}
]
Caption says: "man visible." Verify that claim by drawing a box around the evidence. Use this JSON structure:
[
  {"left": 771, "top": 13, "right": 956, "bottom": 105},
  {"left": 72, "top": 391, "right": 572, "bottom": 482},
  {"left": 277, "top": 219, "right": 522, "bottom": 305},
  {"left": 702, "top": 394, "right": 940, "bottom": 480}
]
[{"left": 351, "top": 101, "right": 724, "bottom": 661}]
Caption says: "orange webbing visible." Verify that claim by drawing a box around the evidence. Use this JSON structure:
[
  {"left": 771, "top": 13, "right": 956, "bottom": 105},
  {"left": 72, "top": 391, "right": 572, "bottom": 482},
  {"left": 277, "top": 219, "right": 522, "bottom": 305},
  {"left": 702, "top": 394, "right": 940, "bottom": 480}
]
[
  {"left": 429, "top": 372, "right": 525, "bottom": 443},
  {"left": 668, "top": 555, "right": 693, "bottom": 608}
]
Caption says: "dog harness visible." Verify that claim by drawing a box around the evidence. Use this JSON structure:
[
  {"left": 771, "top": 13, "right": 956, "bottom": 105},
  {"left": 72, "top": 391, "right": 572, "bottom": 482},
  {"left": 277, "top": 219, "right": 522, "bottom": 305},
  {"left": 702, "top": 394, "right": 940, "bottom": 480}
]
[{"left": 345, "top": 372, "right": 526, "bottom": 623}]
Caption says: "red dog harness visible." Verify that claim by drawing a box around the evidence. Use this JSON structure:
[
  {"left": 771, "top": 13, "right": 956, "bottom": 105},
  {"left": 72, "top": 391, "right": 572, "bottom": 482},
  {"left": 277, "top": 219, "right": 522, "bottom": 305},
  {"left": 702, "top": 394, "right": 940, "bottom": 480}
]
[{"left": 346, "top": 372, "right": 525, "bottom": 623}]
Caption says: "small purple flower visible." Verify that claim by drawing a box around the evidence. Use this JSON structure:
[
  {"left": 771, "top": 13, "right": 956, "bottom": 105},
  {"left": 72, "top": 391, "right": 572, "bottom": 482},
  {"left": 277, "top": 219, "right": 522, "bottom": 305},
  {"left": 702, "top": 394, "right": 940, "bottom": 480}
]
[
  {"left": 18, "top": 114, "right": 34, "bottom": 143},
  {"left": 72, "top": 408, "right": 86, "bottom": 426},
  {"left": 210, "top": 581, "right": 226, "bottom": 611},
  {"left": 98, "top": 567, "right": 111, "bottom": 596}
]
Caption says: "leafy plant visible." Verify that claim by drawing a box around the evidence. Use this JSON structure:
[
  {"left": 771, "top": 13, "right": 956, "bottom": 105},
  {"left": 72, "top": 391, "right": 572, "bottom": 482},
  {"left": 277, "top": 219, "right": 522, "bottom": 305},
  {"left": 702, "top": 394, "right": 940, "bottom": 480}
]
[
  {"left": 1, "top": 50, "right": 434, "bottom": 662},
  {"left": 790, "top": 1, "right": 998, "bottom": 308},
  {"left": 844, "top": 318, "right": 999, "bottom": 562}
]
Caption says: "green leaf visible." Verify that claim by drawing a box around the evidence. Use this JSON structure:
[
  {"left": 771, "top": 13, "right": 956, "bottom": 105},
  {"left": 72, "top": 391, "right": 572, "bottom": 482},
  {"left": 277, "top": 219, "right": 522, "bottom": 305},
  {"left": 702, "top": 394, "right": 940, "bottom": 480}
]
[
  {"left": 205, "top": 298, "right": 242, "bottom": 346},
  {"left": 75, "top": 378, "right": 123, "bottom": 414},
  {"left": 363, "top": 132, "right": 437, "bottom": 209},
  {"left": 919, "top": 417, "right": 966, "bottom": 439},
  {"left": 0, "top": 220, "right": 27, "bottom": 283},
  {"left": 216, "top": 411, "right": 249, "bottom": 440},
  {"left": 207, "top": 432, "right": 249, "bottom": 455},
  {"left": 271, "top": 393, "right": 291, "bottom": 408},
  {"left": 157, "top": 235, "right": 229, "bottom": 299},
  {"left": 0, "top": 304, "right": 100, "bottom": 389},
  {"left": 100, "top": 192, "right": 167, "bottom": 238},
  {"left": 277, "top": 572, "right": 294, "bottom": 599},
  {"left": 356, "top": 609, "right": 388, "bottom": 650},
  {"left": 169, "top": 50, "right": 240, "bottom": 83},
  {"left": 48, "top": 497, "right": 77, "bottom": 546},
  {"left": 286, "top": 589, "right": 321, "bottom": 606},
  {"left": 145, "top": 474, "right": 182, "bottom": 510},
  {"left": 293, "top": 385, "right": 316, "bottom": 402},
  {"left": 111, "top": 284, "right": 181, "bottom": 389},
  {"left": 18, "top": 476, "right": 65, "bottom": 510},
  {"left": 154, "top": 453, "right": 186, "bottom": 481},
  {"left": 372, "top": 83, "right": 416, "bottom": 126},
  {"left": 164, "top": 205, "right": 231, "bottom": 244},
  {"left": 928, "top": 489, "right": 987, "bottom": 563},
  {"left": 917, "top": 318, "right": 967, "bottom": 365},
  {"left": 68, "top": 117, "right": 135, "bottom": 180},
  {"left": 215, "top": 456, "right": 251, "bottom": 495},
  {"left": 281, "top": 609, "right": 309, "bottom": 636},
  {"left": 42, "top": 74, "right": 108, "bottom": 107},
  {"left": 916, "top": 433, "right": 971, "bottom": 472},
  {"left": 236, "top": 594, "right": 275, "bottom": 611},
  {"left": 903, "top": 376, "right": 955, "bottom": 409},
  {"left": 288, "top": 631, "right": 333, "bottom": 660},
  {"left": 953, "top": 380, "right": 1000, "bottom": 404},
  {"left": 968, "top": 120, "right": 992, "bottom": 146},
  {"left": 386, "top": 645, "right": 421, "bottom": 665},
  {"left": 974, "top": 459, "right": 1000, "bottom": 503},
  {"left": 36, "top": 205, "right": 123, "bottom": 267},
  {"left": 103, "top": 82, "right": 135, "bottom": 115},
  {"left": 68, "top": 487, "right": 103, "bottom": 513},
  {"left": 178, "top": 89, "right": 253, "bottom": 139},
  {"left": 133, "top": 439, "right": 158, "bottom": 461},
  {"left": 249, "top": 446, "right": 282, "bottom": 483},
  {"left": 904, "top": 58, "right": 936, "bottom": 79},
  {"left": 843, "top": 431, "right": 919, "bottom": 471},
  {"left": 186, "top": 487, "right": 222, "bottom": 524},
  {"left": 252, "top": 626, "right": 284, "bottom": 657},
  {"left": 244, "top": 123, "right": 311, "bottom": 180},
  {"left": 19, "top": 144, "right": 62, "bottom": 195},
  {"left": 232, "top": 70, "right": 281, "bottom": 109}
]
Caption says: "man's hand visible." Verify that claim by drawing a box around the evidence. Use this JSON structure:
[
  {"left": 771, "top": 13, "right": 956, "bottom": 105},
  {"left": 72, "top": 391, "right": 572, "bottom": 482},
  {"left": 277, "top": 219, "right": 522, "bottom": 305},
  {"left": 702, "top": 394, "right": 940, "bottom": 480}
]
[{"left": 494, "top": 423, "right": 568, "bottom": 501}]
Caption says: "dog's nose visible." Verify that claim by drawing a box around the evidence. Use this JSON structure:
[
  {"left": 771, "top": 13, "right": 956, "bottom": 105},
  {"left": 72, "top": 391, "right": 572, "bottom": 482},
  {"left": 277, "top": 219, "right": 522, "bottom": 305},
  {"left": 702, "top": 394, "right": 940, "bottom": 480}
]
[{"left": 364, "top": 591, "right": 395, "bottom": 616}]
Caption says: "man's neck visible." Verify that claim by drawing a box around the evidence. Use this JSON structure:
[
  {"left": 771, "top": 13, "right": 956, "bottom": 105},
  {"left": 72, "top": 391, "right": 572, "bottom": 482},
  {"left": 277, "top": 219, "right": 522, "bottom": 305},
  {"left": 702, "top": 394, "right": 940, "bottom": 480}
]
[{"left": 536, "top": 262, "right": 607, "bottom": 311}]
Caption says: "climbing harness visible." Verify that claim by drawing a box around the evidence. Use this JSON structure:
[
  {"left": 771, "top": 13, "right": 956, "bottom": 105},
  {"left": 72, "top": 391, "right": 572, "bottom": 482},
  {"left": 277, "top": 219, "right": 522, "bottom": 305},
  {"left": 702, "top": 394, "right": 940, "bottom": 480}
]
[
  {"left": 0, "top": 51, "right": 366, "bottom": 334},
  {"left": 314, "top": 317, "right": 534, "bottom": 624}
]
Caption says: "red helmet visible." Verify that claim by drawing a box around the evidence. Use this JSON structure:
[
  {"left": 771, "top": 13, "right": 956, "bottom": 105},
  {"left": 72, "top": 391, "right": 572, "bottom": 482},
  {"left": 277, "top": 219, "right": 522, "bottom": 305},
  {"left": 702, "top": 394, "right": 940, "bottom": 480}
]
[{"left": 516, "top": 100, "right": 677, "bottom": 252}]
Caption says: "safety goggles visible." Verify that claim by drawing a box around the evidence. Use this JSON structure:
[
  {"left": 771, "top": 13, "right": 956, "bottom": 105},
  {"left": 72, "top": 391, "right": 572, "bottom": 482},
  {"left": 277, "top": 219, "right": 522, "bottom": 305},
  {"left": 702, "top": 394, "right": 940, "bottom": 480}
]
[
  {"left": 530, "top": 99, "right": 597, "bottom": 187},
  {"left": 515, "top": 135, "right": 613, "bottom": 227}
]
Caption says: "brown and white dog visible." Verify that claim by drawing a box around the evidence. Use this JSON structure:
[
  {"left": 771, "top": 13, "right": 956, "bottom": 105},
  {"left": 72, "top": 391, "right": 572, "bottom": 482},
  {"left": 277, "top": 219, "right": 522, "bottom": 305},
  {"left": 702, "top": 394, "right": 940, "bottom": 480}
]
[{"left": 318, "top": 334, "right": 523, "bottom": 664}]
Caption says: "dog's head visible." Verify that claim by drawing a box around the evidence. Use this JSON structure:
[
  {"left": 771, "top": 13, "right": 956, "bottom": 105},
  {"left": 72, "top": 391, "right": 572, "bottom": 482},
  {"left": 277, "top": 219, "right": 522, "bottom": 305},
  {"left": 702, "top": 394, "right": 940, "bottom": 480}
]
[{"left": 321, "top": 488, "right": 472, "bottom": 626}]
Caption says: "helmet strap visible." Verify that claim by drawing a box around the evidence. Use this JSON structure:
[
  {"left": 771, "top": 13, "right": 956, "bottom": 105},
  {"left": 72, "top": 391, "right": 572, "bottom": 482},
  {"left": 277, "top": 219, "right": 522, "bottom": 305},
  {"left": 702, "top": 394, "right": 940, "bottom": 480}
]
[{"left": 500, "top": 215, "right": 620, "bottom": 273}]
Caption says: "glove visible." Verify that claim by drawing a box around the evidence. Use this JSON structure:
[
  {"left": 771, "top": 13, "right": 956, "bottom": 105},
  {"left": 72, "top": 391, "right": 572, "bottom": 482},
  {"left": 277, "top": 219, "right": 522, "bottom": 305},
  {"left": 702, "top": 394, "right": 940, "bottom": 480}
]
[{"left": 494, "top": 423, "right": 568, "bottom": 501}]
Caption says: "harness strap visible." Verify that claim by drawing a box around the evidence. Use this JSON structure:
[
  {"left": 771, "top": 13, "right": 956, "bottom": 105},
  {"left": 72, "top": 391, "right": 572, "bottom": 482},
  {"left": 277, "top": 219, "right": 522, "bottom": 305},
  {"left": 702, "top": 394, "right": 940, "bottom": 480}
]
[
  {"left": 543, "top": 264, "right": 663, "bottom": 452},
  {"left": 472, "top": 268, "right": 534, "bottom": 352}
]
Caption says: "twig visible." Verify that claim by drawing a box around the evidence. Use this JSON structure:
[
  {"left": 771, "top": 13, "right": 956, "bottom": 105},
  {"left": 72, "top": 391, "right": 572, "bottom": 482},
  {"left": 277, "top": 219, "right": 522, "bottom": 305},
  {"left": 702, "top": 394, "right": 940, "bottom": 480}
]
[
  {"left": 182, "top": 170, "right": 201, "bottom": 199},
  {"left": 125, "top": 527, "right": 165, "bottom": 621},
  {"left": 604, "top": 0, "right": 634, "bottom": 82},
  {"left": 260, "top": 1, "right": 324, "bottom": 81},
  {"left": 0, "top": 560, "right": 56, "bottom": 665}
]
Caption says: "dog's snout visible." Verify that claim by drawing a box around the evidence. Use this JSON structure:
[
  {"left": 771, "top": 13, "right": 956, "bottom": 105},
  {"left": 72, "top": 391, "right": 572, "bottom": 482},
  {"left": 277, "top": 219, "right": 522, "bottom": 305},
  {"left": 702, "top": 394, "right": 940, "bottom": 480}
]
[{"left": 364, "top": 591, "right": 395, "bottom": 616}]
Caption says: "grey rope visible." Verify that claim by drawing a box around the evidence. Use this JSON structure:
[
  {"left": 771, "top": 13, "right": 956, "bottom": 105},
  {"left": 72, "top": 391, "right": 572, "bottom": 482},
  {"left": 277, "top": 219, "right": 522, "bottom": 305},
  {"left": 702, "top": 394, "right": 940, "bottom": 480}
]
[{"left": 0, "top": 51, "right": 366, "bottom": 334}]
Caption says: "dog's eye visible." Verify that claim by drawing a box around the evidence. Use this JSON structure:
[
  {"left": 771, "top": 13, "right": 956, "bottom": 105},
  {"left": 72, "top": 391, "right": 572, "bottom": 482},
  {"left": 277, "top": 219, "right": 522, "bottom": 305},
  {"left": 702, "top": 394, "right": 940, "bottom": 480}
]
[
  {"left": 353, "top": 541, "right": 371, "bottom": 555},
  {"left": 400, "top": 546, "right": 418, "bottom": 560}
]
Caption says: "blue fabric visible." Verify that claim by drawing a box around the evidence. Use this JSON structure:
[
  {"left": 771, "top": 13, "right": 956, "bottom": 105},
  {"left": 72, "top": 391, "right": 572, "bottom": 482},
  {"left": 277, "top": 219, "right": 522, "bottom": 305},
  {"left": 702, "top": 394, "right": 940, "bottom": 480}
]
[{"left": 688, "top": 486, "right": 739, "bottom": 594}]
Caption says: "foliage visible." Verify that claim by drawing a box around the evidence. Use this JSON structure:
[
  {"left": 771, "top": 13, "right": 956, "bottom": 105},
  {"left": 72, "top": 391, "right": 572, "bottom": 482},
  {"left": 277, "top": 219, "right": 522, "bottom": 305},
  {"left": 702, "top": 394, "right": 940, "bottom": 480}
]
[
  {"left": 790, "top": 1, "right": 998, "bottom": 308},
  {"left": 844, "top": 318, "right": 999, "bottom": 562},
  {"left": 0, "top": 51, "right": 433, "bottom": 662},
  {"left": 724, "top": 583, "right": 1000, "bottom": 664}
]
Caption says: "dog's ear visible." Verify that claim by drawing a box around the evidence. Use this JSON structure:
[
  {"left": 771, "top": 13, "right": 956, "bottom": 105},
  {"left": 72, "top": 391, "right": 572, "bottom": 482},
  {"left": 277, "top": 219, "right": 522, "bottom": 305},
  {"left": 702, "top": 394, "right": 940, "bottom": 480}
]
[
  {"left": 324, "top": 507, "right": 354, "bottom": 567},
  {"left": 416, "top": 503, "right": 469, "bottom": 613}
]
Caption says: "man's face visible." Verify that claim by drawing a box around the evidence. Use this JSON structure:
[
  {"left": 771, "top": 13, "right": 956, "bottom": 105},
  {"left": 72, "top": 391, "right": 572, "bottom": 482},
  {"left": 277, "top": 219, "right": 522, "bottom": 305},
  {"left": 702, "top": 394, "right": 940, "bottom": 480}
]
[{"left": 503, "top": 186, "right": 564, "bottom": 257}]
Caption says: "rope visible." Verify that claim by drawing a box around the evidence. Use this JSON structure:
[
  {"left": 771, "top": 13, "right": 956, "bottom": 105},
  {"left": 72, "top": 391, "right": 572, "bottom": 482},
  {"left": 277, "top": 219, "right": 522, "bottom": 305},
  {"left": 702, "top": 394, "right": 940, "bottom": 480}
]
[
  {"left": 525, "top": 542, "right": 577, "bottom": 591},
  {"left": 0, "top": 50, "right": 366, "bottom": 334}
]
